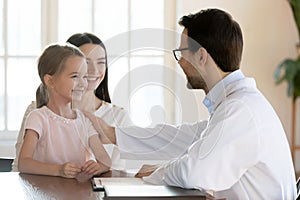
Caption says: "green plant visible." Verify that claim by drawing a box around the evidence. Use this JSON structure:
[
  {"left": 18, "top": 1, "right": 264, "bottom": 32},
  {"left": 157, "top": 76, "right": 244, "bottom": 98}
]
[
  {"left": 274, "top": 57, "right": 300, "bottom": 100},
  {"left": 274, "top": 0, "right": 300, "bottom": 162},
  {"left": 290, "top": 0, "right": 300, "bottom": 36},
  {"left": 274, "top": 0, "right": 300, "bottom": 101}
]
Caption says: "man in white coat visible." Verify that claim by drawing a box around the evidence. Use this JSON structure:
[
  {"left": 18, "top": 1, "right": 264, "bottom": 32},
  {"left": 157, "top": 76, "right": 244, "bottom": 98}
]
[{"left": 91, "top": 8, "right": 297, "bottom": 199}]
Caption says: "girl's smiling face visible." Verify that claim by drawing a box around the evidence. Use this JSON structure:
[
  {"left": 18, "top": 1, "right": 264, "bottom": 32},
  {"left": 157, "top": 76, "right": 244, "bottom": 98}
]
[{"left": 50, "top": 55, "right": 88, "bottom": 102}]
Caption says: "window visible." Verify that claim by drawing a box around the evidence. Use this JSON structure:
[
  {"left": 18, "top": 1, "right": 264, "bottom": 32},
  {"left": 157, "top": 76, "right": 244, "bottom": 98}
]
[
  {"left": 0, "top": 0, "right": 177, "bottom": 141},
  {"left": 0, "top": 0, "right": 41, "bottom": 137},
  {"left": 58, "top": 0, "right": 168, "bottom": 127}
]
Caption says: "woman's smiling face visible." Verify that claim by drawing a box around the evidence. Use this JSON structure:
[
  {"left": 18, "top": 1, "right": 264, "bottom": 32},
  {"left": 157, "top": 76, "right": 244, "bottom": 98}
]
[{"left": 79, "top": 43, "right": 106, "bottom": 91}]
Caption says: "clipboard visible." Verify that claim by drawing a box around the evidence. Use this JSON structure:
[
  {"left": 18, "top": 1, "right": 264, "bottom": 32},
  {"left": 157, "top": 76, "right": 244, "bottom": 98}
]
[
  {"left": 91, "top": 177, "right": 207, "bottom": 199},
  {"left": 103, "top": 185, "right": 207, "bottom": 199},
  {"left": 91, "top": 177, "right": 105, "bottom": 191},
  {"left": 92, "top": 177, "right": 143, "bottom": 191}
]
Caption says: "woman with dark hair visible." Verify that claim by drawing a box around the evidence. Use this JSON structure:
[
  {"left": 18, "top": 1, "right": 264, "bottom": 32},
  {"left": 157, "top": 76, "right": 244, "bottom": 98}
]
[
  {"left": 67, "top": 33, "right": 133, "bottom": 170},
  {"left": 13, "top": 33, "right": 132, "bottom": 172},
  {"left": 66, "top": 33, "right": 111, "bottom": 104}
]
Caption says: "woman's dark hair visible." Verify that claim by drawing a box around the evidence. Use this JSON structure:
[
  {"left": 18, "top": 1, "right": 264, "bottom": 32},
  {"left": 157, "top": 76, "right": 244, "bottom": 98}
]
[
  {"left": 179, "top": 8, "right": 243, "bottom": 72},
  {"left": 67, "top": 32, "right": 111, "bottom": 103}
]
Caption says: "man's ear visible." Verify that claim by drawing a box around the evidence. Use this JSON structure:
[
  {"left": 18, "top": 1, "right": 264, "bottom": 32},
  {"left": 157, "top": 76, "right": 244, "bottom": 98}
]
[
  {"left": 198, "top": 47, "right": 208, "bottom": 66},
  {"left": 43, "top": 74, "right": 53, "bottom": 88}
]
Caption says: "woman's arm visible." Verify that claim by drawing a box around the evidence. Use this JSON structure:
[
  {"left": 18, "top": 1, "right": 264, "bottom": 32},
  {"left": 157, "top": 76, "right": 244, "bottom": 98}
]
[
  {"left": 83, "top": 111, "right": 116, "bottom": 144},
  {"left": 82, "top": 134, "right": 112, "bottom": 176},
  {"left": 18, "top": 129, "right": 82, "bottom": 178}
]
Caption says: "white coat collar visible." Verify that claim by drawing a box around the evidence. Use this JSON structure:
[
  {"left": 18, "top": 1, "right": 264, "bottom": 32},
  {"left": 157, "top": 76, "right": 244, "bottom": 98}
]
[{"left": 203, "top": 70, "right": 257, "bottom": 115}]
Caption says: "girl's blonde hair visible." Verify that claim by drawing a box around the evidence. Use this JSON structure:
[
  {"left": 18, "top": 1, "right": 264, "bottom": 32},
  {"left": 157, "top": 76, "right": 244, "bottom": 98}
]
[{"left": 36, "top": 43, "right": 85, "bottom": 108}]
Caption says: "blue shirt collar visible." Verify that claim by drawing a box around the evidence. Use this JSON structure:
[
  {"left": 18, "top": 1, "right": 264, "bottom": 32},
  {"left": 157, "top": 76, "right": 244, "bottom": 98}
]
[{"left": 203, "top": 69, "right": 245, "bottom": 114}]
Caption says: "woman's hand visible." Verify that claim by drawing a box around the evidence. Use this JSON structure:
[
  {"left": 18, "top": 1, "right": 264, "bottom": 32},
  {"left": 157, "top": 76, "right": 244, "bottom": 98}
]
[
  {"left": 83, "top": 111, "right": 116, "bottom": 144},
  {"left": 59, "top": 162, "right": 82, "bottom": 178},
  {"left": 81, "top": 160, "right": 103, "bottom": 176}
]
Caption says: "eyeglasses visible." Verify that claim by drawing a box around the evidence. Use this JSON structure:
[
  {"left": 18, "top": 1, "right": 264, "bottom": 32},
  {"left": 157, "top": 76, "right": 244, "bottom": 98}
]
[{"left": 172, "top": 48, "right": 189, "bottom": 61}]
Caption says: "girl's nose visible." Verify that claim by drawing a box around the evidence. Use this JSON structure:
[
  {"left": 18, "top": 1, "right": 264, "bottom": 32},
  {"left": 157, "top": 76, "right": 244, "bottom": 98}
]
[{"left": 78, "top": 77, "right": 87, "bottom": 88}]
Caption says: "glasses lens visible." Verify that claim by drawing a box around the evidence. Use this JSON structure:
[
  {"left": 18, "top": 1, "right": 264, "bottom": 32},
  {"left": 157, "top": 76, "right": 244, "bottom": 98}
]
[
  {"left": 173, "top": 50, "right": 181, "bottom": 61},
  {"left": 173, "top": 48, "right": 189, "bottom": 61},
  {"left": 176, "top": 51, "right": 181, "bottom": 61}
]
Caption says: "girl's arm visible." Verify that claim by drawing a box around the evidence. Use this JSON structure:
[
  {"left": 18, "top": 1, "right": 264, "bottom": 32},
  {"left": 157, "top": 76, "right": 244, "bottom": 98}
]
[
  {"left": 18, "top": 129, "right": 82, "bottom": 178},
  {"left": 82, "top": 134, "right": 112, "bottom": 176}
]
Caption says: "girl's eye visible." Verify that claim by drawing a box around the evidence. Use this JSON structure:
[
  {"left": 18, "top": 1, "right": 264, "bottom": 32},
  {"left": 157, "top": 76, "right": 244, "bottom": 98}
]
[
  {"left": 71, "top": 75, "right": 79, "bottom": 79},
  {"left": 97, "top": 61, "right": 105, "bottom": 65}
]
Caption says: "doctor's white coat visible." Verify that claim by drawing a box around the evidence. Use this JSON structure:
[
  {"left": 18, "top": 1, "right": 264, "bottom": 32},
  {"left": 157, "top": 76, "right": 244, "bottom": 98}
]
[{"left": 116, "top": 77, "right": 296, "bottom": 199}]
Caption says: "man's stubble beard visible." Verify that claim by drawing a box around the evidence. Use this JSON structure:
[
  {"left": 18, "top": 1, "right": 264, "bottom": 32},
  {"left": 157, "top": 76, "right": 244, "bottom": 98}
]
[{"left": 186, "top": 75, "right": 208, "bottom": 92}]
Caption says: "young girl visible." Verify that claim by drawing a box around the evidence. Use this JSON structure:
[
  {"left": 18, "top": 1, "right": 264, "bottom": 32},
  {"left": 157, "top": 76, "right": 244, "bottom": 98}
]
[
  {"left": 18, "top": 44, "right": 111, "bottom": 178},
  {"left": 13, "top": 33, "right": 133, "bottom": 172}
]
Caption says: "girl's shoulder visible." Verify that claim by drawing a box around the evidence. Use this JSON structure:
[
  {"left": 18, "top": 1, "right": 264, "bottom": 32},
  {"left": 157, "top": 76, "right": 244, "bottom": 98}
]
[
  {"left": 26, "top": 106, "right": 50, "bottom": 122},
  {"left": 73, "top": 109, "right": 93, "bottom": 123},
  {"left": 73, "top": 108, "right": 85, "bottom": 118},
  {"left": 28, "top": 105, "right": 47, "bottom": 115}
]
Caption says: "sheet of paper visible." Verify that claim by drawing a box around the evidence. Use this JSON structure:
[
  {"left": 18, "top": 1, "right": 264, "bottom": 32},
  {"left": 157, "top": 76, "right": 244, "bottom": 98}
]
[{"left": 96, "top": 177, "right": 146, "bottom": 186}]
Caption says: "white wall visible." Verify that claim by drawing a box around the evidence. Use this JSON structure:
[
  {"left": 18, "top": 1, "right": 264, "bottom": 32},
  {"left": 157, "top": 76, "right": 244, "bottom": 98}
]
[{"left": 176, "top": 0, "right": 300, "bottom": 172}]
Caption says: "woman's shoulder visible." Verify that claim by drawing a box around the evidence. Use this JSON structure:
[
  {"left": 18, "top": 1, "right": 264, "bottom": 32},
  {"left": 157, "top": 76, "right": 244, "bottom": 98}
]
[
  {"left": 96, "top": 102, "right": 133, "bottom": 126},
  {"left": 28, "top": 101, "right": 36, "bottom": 109},
  {"left": 22, "top": 101, "right": 37, "bottom": 119},
  {"left": 101, "top": 101, "right": 125, "bottom": 111}
]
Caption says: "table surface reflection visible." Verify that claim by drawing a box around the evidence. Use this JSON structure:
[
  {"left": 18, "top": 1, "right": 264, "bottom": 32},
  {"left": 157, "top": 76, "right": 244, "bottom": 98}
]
[
  {"left": 0, "top": 171, "right": 212, "bottom": 200},
  {"left": 0, "top": 171, "right": 131, "bottom": 200}
]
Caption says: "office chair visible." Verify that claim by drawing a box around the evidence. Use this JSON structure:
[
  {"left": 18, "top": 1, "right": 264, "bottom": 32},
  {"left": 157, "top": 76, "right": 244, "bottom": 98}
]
[{"left": 0, "top": 157, "right": 14, "bottom": 172}]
